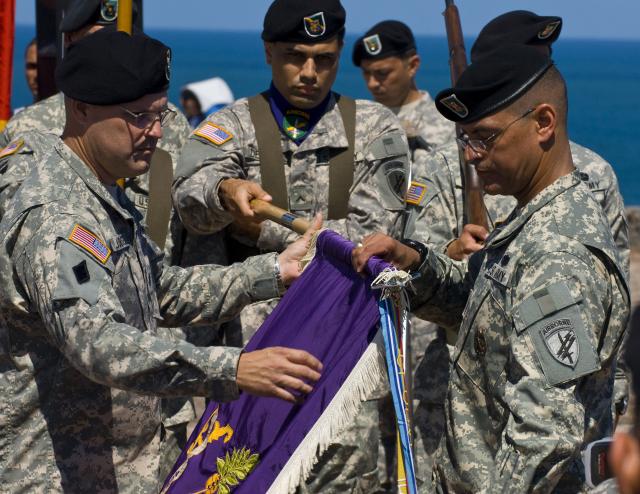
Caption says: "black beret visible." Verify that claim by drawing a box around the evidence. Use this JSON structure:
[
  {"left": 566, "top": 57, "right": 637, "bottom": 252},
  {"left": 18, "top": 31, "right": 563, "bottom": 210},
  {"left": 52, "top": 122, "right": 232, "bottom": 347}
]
[
  {"left": 60, "top": 0, "right": 140, "bottom": 34},
  {"left": 262, "top": 0, "right": 346, "bottom": 43},
  {"left": 352, "top": 20, "right": 416, "bottom": 66},
  {"left": 56, "top": 31, "right": 171, "bottom": 105},
  {"left": 435, "top": 45, "right": 553, "bottom": 124},
  {"left": 471, "top": 11, "right": 562, "bottom": 62}
]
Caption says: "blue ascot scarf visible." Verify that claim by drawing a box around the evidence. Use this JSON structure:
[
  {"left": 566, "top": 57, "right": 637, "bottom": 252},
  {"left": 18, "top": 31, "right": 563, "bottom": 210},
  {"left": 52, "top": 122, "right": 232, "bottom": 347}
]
[{"left": 268, "top": 83, "right": 331, "bottom": 145}]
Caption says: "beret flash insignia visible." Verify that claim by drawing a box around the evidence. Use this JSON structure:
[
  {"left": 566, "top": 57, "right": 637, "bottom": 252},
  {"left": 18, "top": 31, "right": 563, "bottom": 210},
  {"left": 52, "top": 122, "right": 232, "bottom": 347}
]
[
  {"left": 538, "top": 20, "right": 561, "bottom": 40},
  {"left": 304, "top": 12, "right": 326, "bottom": 38},
  {"left": 165, "top": 49, "right": 172, "bottom": 82},
  {"left": 363, "top": 34, "right": 382, "bottom": 55},
  {"left": 440, "top": 94, "right": 469, "bottom": 118},
  {"left": 100, "top": 0, "right": 118, "bottom": 23}
]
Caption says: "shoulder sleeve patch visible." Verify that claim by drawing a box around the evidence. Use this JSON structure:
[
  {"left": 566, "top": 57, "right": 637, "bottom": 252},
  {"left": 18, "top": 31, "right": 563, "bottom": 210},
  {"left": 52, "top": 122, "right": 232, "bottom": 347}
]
[
  {"left": 193, "top": 122, "right": 233, "bottom": 146},
  {"left": 514, "top": 281, "right": 600, "bottom": 386},
  {"left": 0, "top": 138, "right": 24, "bottom": 159},
  {"left": 406, "top": 181, "right": 428, "bottom": 206},
  {"left": 53, "top": 240, "right": 110, "bottom": 306},
  {"left": 68, "top": 224, "right": 111, "bottom": 264}
]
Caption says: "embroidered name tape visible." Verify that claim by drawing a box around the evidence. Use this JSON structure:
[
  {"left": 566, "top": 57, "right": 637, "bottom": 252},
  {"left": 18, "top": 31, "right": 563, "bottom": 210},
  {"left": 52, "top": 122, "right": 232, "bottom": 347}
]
[
  {"left": 194, "top": 123, "right": 233, "bottom": 146},
  {"left": 406, "top": 181, "right": 427, "bottom": 205},
  {"left": 68, "top": 224, "right": 111, "bottom": 264},
  {"left": 0, "top": 138, "right": 24, "bottom": 159}
]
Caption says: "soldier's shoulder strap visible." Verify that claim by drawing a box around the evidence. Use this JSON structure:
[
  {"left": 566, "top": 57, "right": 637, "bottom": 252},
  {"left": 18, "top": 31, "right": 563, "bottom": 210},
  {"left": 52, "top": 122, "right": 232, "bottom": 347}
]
[
  {"left": 248, "top": 92, "right": 288, "bottom": 210},
  {"left": 247, "top": 92, "right": 357, "bottom": 219},
  {"left": 146, "top": 148, "right": 173, "bottom": 249},
  {"left": 330, "top": 95, "right": 356, "bottom": 220}
]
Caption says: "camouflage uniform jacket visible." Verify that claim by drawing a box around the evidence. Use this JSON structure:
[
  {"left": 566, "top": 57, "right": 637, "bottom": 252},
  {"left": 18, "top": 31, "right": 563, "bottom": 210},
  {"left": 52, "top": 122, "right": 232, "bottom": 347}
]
[
  {"left": 405, "top": 140, "right": 630, "bottom": 278},
  {"left": 0, "top": 93, "right": 192, "bottom": 253},
  {"left": 410, "top": 172, "right": 629, "bottom": 493},
  {"left": 0, "top": 140, "right": 281, "bottom": 492},
  {"left": 173, "top": 92, "right": 410, "bottom": 251},
  {"left": 392, "top": 90, "right": 455, "bottom": 153}
]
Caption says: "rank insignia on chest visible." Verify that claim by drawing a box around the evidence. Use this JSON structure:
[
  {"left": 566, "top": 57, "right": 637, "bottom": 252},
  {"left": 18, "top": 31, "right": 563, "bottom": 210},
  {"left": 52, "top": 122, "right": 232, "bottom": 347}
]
[
  {"left": 303, "top": 12, "right": 326, "bottom": 38},
  {"left": 542, "top": 319, "right": 579, "bottom": 368},
  {"left": 283, "top": 109, "right": 310, "bottom": 141},
  {"left": 0, "top": 138, "right": 24, "bottom": 159},
  {"left": 405, "top": 181, "right": 427, "bottom": 205},
  {"left": 68, "top": 224, "right": 111, "bottom": 264},
  {"left": 194, "top": 123, "right": 233, "bottom": 146}
]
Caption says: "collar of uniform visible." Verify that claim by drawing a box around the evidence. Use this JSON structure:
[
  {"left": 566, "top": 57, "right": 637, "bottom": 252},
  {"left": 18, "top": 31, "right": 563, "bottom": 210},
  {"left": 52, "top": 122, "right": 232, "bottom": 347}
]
[
  {"left": 293, "top": 92, "right": 349, "bottom": 154},
  {"left": 486, "top": 170, "right": 581, "bottom": 247},
  {"left": 55, "top": 140, "right": 134, "bottom": 222}
]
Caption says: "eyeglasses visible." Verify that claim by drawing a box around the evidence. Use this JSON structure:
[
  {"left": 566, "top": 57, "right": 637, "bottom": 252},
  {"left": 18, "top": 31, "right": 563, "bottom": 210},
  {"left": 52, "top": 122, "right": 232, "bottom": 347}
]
[
  {"left": 119, "top": 106, "right": 176, "bottom": 129},
  {"left": 456, "top": 107, "right": 536, "bottom": 154}
]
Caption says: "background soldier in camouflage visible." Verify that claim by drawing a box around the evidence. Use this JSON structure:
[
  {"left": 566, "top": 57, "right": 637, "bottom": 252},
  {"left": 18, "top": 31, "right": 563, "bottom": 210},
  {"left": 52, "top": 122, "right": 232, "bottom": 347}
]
[
  {"left": 401, "top": 14, "right": 631, "bottom": 483},
  {"left": 354, "top": 43, "right": 630, "bottom": 493},
  {"left": 352, "top": 20, "right": 456, "bottom": 489},
  {"left": 173, "top": 1, "right": 410, "bottom": 491},
  {"left": 0, "top": 31, "right": 323, "bottom": 493}
]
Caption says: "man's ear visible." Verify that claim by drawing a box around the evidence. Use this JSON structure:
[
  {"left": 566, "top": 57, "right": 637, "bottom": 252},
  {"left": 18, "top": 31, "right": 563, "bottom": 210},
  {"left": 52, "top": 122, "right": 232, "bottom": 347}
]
[
  {"left": 533, "top": 103, "right": 556, "bottom": 144},
  {"left": 407, "top": 54, "right": 421, "bottom": 78},
  {"left": 67, "top": 99, "right": 92, "bottom": 125},
  {"left": 264, "top": 41, "right": 273, "bottom": 65}
]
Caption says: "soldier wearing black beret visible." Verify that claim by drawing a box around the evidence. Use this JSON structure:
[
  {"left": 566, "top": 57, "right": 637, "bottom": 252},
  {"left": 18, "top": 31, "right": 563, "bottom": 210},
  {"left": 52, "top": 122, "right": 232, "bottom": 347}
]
[
  {"left": 174, "top": 2, "right": 412, "bottom": 492},
  {"left": 354, "top": 42, "right": 629, "bottom": 494},
  {"left": 0, "top": 29, "right": 323, "bottom": 492}
]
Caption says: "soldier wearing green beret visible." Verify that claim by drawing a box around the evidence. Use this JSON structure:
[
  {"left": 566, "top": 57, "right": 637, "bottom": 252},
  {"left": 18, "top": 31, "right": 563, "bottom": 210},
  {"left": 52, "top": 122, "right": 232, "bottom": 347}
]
[
  {"left": 0, "top": 30, "right": 323, "bottom": 493},
  {"left": 354, "top": 43, "right": 629, "bottom": 492}
]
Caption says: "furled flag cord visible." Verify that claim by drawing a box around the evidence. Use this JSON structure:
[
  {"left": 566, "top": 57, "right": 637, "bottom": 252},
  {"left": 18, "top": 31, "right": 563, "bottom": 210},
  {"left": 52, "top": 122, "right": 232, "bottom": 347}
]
[{"left": 372, "top": 269, "right": 419, "bottom": 494}]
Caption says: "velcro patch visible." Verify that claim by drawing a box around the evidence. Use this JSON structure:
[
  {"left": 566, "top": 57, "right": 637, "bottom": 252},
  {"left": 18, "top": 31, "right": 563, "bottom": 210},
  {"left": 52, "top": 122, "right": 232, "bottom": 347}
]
[
  {"left": 0, "top": 138, "right": 24, "bottom": 159},
  {"left": 68, "top": 224, "right": 111, "bottom": 264},
  {"left": 194, "top": 123, "right": 233, "bottom": 146},
  {"left": 406, "top": 181, "right": 427, "bottom": 205}
]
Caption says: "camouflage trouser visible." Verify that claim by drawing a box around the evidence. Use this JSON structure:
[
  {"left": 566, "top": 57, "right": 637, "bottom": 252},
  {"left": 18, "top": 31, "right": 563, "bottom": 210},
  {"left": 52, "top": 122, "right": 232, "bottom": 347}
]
[
  {"left": 378, "top": 318, "right": 452, "bottom": 493},
  {"left": 296, "top": 400, "right": 382, "bottom": 494}
]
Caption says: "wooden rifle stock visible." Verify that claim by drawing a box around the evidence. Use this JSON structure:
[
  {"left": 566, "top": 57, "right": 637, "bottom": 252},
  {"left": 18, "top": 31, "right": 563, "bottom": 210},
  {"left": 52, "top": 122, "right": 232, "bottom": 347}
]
[{"left": 443, "top": 0, "right": 489, "bottom": 230}]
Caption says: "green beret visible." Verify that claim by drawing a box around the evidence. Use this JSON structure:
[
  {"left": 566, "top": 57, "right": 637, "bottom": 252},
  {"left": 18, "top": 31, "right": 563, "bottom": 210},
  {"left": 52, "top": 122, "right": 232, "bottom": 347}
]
[
  {"left": 262, "top": 0, "right": 346, "bottom": 43},
  {"left": 352, "top": 20, "right": 416, "bottom": 66},
  {"left": 55, "top": 31, "right": 170, "bottom": 105},
  {"left": 435, "top": 45, "right": 553, "bottom": 123}
]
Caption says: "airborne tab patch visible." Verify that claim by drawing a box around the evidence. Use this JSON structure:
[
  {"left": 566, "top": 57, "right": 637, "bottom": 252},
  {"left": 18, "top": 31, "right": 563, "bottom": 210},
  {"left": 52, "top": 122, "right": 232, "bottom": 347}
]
[
  {"left": 0, "top": 138, "right": 24, "bottom": 159},
  {"left": 194, "top": 123, "right": 233, "bottom": 146},
  {"left": 68, "top": 224, "right": 111, "bottom": 264},
  {"left": 405, "top": 181, "right": 427, "bottom": 205}
]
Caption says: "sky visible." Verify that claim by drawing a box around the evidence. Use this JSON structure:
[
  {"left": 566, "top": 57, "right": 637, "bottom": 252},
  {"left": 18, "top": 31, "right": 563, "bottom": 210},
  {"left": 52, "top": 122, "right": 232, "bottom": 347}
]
[{"left": 15, "top": 0, "right": 640, "bottom": 40}]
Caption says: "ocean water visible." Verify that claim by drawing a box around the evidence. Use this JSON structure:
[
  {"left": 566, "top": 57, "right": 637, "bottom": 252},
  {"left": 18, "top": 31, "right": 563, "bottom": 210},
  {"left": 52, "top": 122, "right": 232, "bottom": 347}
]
[{"left": 10, "top": 26, "right": 640, "bottom": 204}]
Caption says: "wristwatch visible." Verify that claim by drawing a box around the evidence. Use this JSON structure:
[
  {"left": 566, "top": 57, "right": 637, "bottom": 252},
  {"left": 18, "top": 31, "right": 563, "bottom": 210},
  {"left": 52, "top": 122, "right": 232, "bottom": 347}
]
[
  {"left": 400, "top": 238, "right": 428, "bottom": 269},
  {"left": 274, "top": 256, "right": 287, "bottom": 296}
]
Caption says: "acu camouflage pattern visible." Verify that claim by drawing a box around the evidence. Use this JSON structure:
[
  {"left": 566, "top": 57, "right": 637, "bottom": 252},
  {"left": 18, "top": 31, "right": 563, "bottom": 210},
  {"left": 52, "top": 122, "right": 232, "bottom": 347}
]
[
  {"left": 409, "top": 172, "right": 629, "bottom": 493},
  {"left": 392, "top": 91, "right": 455, "bottom": 154},
  {"left": 0, "top": 140, "right": 281, "bottom": 492},
  {"left": 378, "top": 91, "right": 455, "bottom": 490},
  {"left": 404, "top": 139, "right": 630, "bottom": 489},
  {"left": 174, "top": 93, "right": 410, "bottom": 493},
  {"left": 0, "top": 94, "right": 209, "bottom": 478},
  {"left": 589, "top": 477, "right": 619, "bottom": 493}
]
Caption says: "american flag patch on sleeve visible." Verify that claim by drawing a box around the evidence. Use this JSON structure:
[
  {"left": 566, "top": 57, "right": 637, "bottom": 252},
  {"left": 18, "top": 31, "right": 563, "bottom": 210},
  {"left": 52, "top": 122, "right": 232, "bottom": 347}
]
[
  {"left": 405, "top": 181, "right": 427, "bottom": 205},
  {"left": 194, "top": 123, "right": 233, "bottom": 146},
  {"left": 0, "top": 138, "right": 24, "bottom": 159},
  {"left": 68, "top": 224, "right": 111, "bottom": 264}
]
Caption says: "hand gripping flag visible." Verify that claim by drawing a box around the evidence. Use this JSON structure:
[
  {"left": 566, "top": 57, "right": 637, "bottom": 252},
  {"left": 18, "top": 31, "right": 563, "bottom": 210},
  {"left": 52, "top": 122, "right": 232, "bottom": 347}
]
[{"left": 161, "top": 230, "right": 416, "bottom": 494}]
